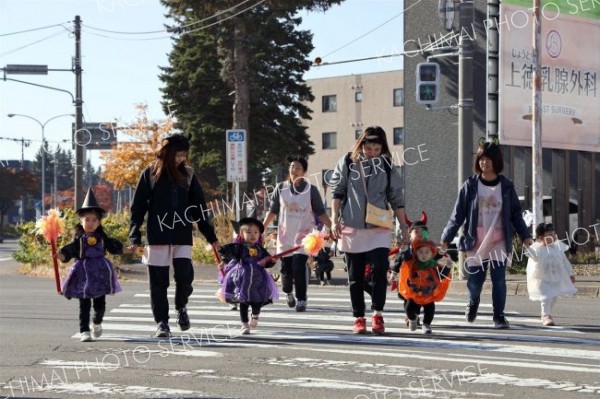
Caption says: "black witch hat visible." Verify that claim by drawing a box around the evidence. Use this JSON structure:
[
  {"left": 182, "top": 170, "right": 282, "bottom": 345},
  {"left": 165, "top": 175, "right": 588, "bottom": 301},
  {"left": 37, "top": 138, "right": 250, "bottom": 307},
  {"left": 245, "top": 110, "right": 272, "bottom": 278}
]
[
  {"left": 77, "top": 188, "right": 106, "bottom": 217},
  {"left": 230, "top": 217, "right": 265, "bottom": 235}
]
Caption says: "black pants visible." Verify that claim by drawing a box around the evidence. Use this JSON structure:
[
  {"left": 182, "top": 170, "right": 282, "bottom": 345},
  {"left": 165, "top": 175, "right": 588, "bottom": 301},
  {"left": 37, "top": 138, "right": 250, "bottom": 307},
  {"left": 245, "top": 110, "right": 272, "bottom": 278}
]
[
  {"left": 148, "top": 258, "right": 194, "bottom": 324},
  {"left": 345, "top": 248, "right": 389, "bottom": 318},
  {"left": 79, "top": 296, "right": 106, "bottom": 333},
  {"left": 405, "top": 300, "right": 435, "bottom": 325},
  {"left": 281, "top": 254, "right": 309, "bottom": 301},
  {"left": 239, "top": 302, "right": 262, "bottom": 323},
  {"left": 316, "top": 269, "right": 332, "bottom": 281},
  {"left": 315, "top": 261, "right": 333, "bottom": 281}
]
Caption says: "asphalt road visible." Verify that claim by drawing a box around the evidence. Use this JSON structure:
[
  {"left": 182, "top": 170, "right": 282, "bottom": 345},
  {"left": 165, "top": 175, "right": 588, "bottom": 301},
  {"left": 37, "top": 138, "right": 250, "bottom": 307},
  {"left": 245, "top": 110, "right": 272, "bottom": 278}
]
[{"left": 1, "top": 259, "right": 599, "bottom": 399}]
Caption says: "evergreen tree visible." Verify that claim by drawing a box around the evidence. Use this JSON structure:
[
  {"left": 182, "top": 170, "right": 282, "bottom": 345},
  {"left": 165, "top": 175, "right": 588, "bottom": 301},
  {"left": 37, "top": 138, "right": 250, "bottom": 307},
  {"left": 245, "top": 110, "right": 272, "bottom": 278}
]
[{"left": 160, "top": 0, "right": 344, "bottom": 193}]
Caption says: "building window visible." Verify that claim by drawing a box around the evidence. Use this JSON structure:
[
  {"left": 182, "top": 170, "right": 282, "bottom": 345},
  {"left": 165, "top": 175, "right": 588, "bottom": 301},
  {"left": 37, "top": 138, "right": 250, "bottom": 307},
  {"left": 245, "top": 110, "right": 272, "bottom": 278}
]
[
  {"left": 322, "top": 95, "right": 337, "bottom": 112},
  {"left": 393, "top": 88, "right": 404, "bottom": 107},
  {"left": 355, "top": 129, "right": 362, "bottom": 139},
  {"left": 322, "top": 132, "right": 337, "bottom": 149},
  {"left": 393, "top": 127, "right": 404, "bottom": 145},
  {"left": 355, "top": 91, "right": 363, "bottom": 102}
]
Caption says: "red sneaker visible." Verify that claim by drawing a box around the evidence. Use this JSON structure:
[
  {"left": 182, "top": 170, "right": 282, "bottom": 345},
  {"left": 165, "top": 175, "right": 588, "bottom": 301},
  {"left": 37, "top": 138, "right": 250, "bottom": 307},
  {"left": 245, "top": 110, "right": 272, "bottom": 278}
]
[
  {"left": 372, "top": 314, "right": 385, "bottom": 335},
  {"left": 353, "top": 317, "right": 367, "bottom": 334}
]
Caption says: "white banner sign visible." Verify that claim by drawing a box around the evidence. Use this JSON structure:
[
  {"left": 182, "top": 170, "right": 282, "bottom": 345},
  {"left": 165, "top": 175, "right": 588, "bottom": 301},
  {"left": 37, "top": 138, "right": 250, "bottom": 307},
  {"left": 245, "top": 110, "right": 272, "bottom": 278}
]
[
  {"left": 499, "top": 2, "right": 600, "bottom": 152},
  {"left": 226, "top": 129, "right": 247, "bottom": 182}
]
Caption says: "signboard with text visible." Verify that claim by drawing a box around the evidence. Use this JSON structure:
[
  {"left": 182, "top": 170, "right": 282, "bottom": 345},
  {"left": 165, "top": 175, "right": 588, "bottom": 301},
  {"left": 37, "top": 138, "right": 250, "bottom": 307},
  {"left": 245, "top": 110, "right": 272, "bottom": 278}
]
[
  {"left": 226, "top": 129, "right": 247, "bottom": 182},
  {"left": 499, "top": 0, "right": 599, "bottom": 152},
  {"left": 72, "top": 122, "right": 118, "bottom": 150}
]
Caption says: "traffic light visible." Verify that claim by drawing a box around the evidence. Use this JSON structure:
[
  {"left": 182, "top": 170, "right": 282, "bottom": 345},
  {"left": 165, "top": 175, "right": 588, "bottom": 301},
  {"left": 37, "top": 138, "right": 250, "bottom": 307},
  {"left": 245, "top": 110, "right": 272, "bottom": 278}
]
[{"left": 416, "top": 62, "right": 440, "bottom": 105}]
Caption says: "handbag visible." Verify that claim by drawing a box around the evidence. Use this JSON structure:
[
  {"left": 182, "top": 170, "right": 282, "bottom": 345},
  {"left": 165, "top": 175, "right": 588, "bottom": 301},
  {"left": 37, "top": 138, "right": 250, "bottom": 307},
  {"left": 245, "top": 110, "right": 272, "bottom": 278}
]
[
  {"left": 365, "top": 202, "right": 394, "bottom": 229},
  {"left": 359, "top": 160, "right": 394, "bottom": 229}
]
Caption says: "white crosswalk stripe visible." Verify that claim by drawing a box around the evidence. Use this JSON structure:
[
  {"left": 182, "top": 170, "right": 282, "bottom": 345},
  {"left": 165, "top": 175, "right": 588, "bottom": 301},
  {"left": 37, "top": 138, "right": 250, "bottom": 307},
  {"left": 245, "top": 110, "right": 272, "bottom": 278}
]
[
  {"left": 57, "top": 284, "right": 600, "bottom": 397},
  {"left": 76, "top": 286, "right": 593, "bottom": 344}
]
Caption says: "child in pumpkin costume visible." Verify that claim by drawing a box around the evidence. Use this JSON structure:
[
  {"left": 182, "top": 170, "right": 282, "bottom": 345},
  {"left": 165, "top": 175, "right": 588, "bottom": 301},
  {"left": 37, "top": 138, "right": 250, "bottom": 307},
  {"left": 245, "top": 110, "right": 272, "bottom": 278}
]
[{"left": 399, "top": 238, "right": 452, "bottom": 334}]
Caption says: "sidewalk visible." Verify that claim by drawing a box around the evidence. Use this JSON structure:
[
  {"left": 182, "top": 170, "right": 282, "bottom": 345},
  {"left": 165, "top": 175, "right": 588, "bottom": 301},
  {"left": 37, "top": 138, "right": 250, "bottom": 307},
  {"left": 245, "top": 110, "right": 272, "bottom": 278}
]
[{"left": 187, "top": 258, "right": 600, "bottom": 299}]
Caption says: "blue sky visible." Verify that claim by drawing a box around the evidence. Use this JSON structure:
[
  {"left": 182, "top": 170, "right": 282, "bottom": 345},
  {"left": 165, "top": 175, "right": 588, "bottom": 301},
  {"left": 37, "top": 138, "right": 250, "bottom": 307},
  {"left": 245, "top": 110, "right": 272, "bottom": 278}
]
[{"left": 0, "top": 0, "right": 406, "bottom": 165}]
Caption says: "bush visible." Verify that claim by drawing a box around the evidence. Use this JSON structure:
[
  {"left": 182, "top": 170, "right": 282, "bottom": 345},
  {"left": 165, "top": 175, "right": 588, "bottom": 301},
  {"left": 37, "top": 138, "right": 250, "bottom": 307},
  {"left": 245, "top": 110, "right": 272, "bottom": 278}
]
[
  {"left": 13, "top": 209, "right": 142, "bottom": 273},
  {"left": 191, "top": 213, "right": 234, "bottom": 265},
  {"left": 1, "top": 224, "right": 20, "bottom": 238}
]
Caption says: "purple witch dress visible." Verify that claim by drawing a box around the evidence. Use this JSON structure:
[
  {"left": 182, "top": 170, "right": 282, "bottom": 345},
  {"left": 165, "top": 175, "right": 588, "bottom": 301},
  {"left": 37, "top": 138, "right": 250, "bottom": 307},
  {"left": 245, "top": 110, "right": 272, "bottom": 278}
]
[
  {"left": 219, "top": 243, "right": 279, "bottom": 305},
  {"left": 60, "top": 233, "right": 122, "bottom": 299}
]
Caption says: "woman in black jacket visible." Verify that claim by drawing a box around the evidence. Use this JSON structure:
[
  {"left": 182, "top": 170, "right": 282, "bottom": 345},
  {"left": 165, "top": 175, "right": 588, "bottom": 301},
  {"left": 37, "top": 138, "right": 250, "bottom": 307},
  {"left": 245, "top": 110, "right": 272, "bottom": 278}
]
[{"left": 129, "top": 134, "right": 219, "bottom": 338}]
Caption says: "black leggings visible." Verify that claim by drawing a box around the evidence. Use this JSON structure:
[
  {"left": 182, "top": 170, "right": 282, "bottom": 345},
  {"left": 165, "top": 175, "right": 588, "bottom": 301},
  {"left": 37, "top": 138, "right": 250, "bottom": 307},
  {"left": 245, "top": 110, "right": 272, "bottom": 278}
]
[
  {"left": 239, "top": 303, "right": 262, "bottom": 323},
  {"left": 405, "top": 300, "right": 434, "bottom": 325},
  {"left": 79, "top": 296, "right": 106, "bottom": 333}
]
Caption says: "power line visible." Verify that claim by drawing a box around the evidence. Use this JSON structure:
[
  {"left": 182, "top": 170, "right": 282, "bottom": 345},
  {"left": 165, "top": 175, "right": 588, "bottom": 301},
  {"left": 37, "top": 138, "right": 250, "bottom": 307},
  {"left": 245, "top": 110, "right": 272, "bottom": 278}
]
[
  {"left": 0, "top": 29, "right": 68, "bottom": 58},
  {"left": 314, "top": 52, "right": 404, "bottom": 66},
  {"left": 322, "top": 0, "right": 423, "bottom": 58},
  {"left": 80, "top": 0, "right": 266, "bottom": 41},
  {"left": 0, "top": 22, "right": 71, "bottom": 37},
  {"left": 182, "top": 1, "right": 265, "bottom": 35},
  {"left": 82, "top": 0, "right": 255, "bottom": 35},
  {"left": 0, "top": 136, "right": 70, "bottom": 145}
]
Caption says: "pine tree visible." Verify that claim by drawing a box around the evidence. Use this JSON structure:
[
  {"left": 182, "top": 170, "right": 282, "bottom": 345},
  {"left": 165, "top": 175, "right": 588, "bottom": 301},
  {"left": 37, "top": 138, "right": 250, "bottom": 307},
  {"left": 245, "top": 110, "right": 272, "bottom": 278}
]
[{"left": 159, "top": 0, "right": 344, "bottom": 193}]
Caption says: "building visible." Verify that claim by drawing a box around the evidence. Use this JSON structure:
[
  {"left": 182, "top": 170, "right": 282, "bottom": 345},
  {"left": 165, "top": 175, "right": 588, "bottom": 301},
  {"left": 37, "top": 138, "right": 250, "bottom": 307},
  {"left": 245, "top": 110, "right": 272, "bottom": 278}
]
[
  {"left": 403, "top": 0, "right": 599, "bottom": 242},
  {"left": 303, "top": 70, "right": 405, "bottom": 210}
]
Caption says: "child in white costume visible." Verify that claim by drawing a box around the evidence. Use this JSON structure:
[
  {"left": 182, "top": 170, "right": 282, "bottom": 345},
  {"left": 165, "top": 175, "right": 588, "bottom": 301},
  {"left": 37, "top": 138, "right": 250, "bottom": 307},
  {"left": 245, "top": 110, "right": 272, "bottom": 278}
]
[{"left": 526, "top": 223, "right": 576, "bottom": 326}]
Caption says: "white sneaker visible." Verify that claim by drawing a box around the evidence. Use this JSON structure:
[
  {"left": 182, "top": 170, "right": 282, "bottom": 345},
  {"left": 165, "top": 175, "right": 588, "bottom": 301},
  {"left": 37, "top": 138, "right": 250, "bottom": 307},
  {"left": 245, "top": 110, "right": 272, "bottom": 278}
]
[
  {"left": 91, "top": 323, "right": 102, "bottom": 339},
  {"left": 240, "top": 323, "right": 250, "bottom": 335},
  {"left": 408, "top": 319, "right": 418, "bottom": 331},
  {"left": 80, "top": 331, "right": 92, "bottom": 342},
  {"left": 422, "top": 324, "right": 432, "bottom": 334},
  {"left": 249, "top": 315, "right": 259, "bottom": 330}
]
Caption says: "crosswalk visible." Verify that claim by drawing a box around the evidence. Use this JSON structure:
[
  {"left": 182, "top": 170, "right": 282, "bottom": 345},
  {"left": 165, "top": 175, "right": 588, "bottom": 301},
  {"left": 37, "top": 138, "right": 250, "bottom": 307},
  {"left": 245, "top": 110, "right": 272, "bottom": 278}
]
[
  {"left": 60, "top": 285, "right": 600, "bottom": 397},
  {"left": 73, "top": 286, "right": 600, "bottom": 356},
  {"left": 92, "top": 286, "right": 591, "bottom": 342}
]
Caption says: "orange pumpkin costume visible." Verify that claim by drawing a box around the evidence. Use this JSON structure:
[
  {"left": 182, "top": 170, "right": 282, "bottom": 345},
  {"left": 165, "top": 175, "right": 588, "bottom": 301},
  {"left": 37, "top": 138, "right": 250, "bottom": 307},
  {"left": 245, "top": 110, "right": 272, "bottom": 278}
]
[{"left": 399, "top": 239, "right": 452, "bottom": 305}]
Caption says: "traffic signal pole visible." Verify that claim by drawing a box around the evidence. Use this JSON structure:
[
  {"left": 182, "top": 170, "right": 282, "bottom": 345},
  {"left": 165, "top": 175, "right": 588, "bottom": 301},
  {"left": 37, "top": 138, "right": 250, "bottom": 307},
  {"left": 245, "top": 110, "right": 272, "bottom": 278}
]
[{"left": 458, "top": 0, "right": 474, "bottom": 278}]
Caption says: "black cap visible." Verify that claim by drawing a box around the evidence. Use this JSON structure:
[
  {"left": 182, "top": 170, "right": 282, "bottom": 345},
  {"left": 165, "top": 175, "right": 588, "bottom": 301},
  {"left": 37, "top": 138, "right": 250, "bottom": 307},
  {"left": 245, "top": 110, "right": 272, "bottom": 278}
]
[{"left": 77, "top": 188, "right": 105, "bottom": 217}]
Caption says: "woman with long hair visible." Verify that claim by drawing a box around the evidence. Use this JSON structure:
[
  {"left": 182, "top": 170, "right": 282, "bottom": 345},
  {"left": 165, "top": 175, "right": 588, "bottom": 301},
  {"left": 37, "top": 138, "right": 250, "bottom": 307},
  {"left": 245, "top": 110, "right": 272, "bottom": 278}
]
[
  {"left": 129, "top": 134, "right": 219, "bottom": 338},
  {"left": 330, "top": 126, "right": 408, "bottom": 335}
]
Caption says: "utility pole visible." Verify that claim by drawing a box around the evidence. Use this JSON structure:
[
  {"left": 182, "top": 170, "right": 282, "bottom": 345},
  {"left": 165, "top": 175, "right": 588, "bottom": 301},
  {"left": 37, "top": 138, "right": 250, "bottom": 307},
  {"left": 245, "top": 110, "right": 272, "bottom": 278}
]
[
  {"left": 20, "top": 138, "right": 29, "bottom": 223},
  {"left": 458, "top": 0, "right": 474, "bottom": 278},
  {"left": 232, "top": 18, "right": 250, "bottom": 219},
  {"left": 74, "top": 15, "right": 85, "bottom": 208},
  {"left": 532, "top": 1, "right": 543, "bottom": 226},
  {"left": 53, "top": 153, "right": 58, "bottom": 208},
  {"left": 487, "top": 0, "right": 499, "bottom": 141}
]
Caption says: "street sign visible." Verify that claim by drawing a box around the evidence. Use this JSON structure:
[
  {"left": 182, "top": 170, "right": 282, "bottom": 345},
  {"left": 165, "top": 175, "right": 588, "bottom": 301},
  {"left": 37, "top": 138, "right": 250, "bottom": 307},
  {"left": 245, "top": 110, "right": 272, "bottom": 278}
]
[
  {"left": 72, "top": 122, "right": 117, "bottom": 150},
  {"left": 226, "top": 129, "right": 247, "bottom": 182}
]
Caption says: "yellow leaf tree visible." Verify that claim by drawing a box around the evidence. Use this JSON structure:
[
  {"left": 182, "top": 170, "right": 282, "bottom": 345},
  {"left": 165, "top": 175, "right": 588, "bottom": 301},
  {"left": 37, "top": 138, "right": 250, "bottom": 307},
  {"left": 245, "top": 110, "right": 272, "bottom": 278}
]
[{"left": 101, "top": 104, "right": 175, "bottom": 189}]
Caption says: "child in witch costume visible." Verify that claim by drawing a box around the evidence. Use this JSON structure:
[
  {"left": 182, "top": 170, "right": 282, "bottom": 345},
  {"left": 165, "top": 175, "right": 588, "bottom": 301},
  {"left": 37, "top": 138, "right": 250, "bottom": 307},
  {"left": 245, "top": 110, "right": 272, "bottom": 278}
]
[
  {"left": 399, "top": 238, "right": 452, "bottom": 334},
  {"left": 218, "top": 218, "right": 279, "bottom": 334},
  {"left": 58, "top": 188, "right": 131, "bottom": 342}
]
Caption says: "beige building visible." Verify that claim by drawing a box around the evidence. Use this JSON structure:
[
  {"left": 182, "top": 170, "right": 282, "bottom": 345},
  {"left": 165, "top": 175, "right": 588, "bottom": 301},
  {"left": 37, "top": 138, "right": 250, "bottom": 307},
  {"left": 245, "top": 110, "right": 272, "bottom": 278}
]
[{"left": 302, "top": 70, "right": 405, "bottom": 208}]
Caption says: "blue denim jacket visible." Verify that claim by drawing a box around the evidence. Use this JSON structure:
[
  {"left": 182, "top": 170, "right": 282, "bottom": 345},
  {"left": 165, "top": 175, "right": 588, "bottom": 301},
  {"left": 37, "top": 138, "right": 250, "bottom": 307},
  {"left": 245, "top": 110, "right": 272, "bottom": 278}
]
[{"left": 441, "top": 175, "right": 531, "bottom": 254}]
